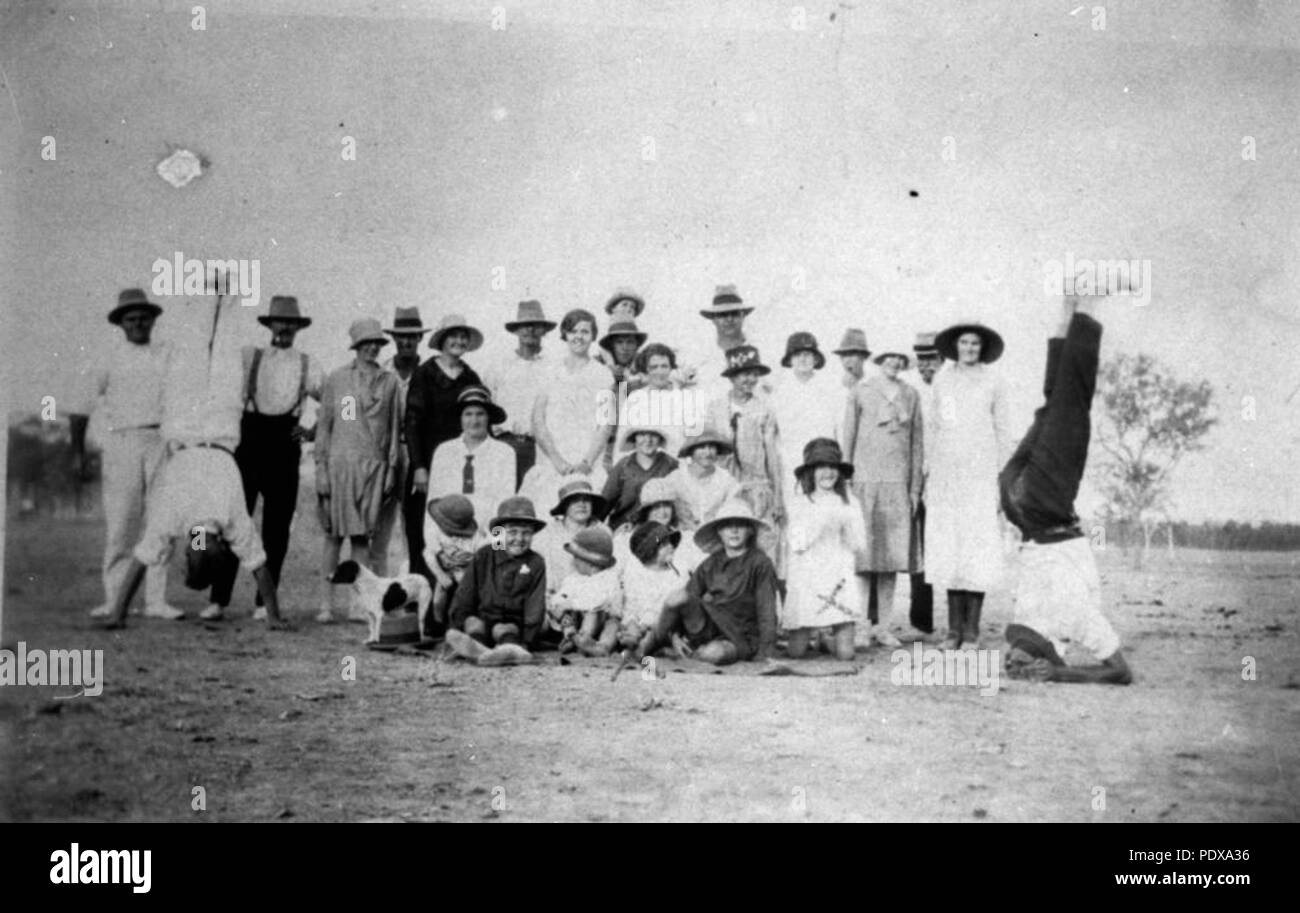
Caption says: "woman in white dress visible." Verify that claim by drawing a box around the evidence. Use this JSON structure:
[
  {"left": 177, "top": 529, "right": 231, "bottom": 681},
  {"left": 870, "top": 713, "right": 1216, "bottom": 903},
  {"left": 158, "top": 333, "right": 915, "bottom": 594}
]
[
  {"left": 521, "top": 309, "right": 615, "bottom": 507},
  {"left": 925, "top": 322, "right": 1013, "bottom": 649},
  {"left": 770, "top": 331, "right": 843, "bottom": 497}
]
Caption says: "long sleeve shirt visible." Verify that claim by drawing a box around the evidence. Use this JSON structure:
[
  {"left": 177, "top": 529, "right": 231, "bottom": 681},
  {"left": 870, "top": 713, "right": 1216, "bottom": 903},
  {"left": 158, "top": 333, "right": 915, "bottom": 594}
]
[
  {"left": 686, "top": 546, "right": 779, "bottom": 660},
  {"left": 72, "top": 337, "right": 168, "bottom": 431},
  {"left": 450, "top": 544, "right": 548, "bottom": 645},
  {"left": 601, "top": 450, "right": 679, "bottom": 530},
  {"left": 405, "top": 357, "right": 483, "bottom": 473}
]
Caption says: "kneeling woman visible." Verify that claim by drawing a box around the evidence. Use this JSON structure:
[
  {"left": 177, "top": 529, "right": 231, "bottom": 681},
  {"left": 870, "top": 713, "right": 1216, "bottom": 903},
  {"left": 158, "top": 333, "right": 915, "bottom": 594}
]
[{"left": 783, "top": 438, "right": 867, "bottom": 661}]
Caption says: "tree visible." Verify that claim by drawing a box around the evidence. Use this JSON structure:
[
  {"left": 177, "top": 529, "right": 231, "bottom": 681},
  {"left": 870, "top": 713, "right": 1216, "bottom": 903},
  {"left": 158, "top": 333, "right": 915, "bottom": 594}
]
[{"left": 1093, "top": 353, "right": 1216, "bottom": 565}]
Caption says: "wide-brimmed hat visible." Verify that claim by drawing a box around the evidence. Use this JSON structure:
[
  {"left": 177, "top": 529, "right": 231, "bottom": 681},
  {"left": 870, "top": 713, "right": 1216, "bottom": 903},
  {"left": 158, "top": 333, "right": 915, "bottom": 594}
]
[
  {"left": 549, "top": 479, "right": 609, "bottom": 519},
  {"left": 781, "top": 331, "right": 826, "bottom": 370},
  {"left": 913, "top": 331, "right": 940, "bottom": 354},
  {"left": 258, "top": 295, "right": 312, "bottom": 329},
  {"left": 619, "top": 424, "right": 667, "bottom": 452},
  {"left": 636, "top": 477, "right": 678, "bottom": 523},
  {"left": 429, "top": 313, "right": 485, "bottom": 352},
  {"left": 699, "top": 284, "right": 754, "bottom": 319},
  {"left": 564, "top": 526, "right": 616, "bottom": 570},
  {"left": 599, "top": 319, "right": 648, "bottom": 355},
  {"left": 721, "top": 344, "right": 771, "bottom": 378},
  {"left": 832, "top": 328, "right": 871, "bottom": 357},
  {"left": 349, "top": 318, "right": 390, "bottom": 350},
  {"left": 367, "top": 612, "right": 422, "bottom": 651},
  {"left": 505, "top": 299, "right": 557, "bottom": 333},
  {"left": 108, "top": 288, "right": 162, "bottom": 325},
  {"left": 693, "top": 497, "right": 770, "bottom": 551},
  {"left": 427, "top": 494, "right": 478, "bottom": 538},
  {"left": 873, "top": 350, "right": 912, "bottom": 369},
  {"left": 604, "top": 288, "right": 646, "bottom": 317},
  {"left": 630, "top": 521, "right": 682, "bottom": 565},
  {"left": 456, "top": 385, "right": 506, "bottom": 426},
  {"left": 794, "top": 437, "right": 854, "bottom": 482},
  {"left": 384, "top": 306, "right": 431, "bottom": 336},
  {"left": 677, "top": 427, "right": 734, "bottom": 459},
  {"left": 935, "top": 322, "right": 1004, "bottom": 364},
  {"left": 489, "top": 496, "right": 547, "bottom": 533}
]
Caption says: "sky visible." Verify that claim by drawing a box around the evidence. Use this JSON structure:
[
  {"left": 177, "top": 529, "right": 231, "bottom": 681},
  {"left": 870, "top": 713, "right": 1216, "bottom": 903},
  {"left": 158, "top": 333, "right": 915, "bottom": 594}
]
[{"left": 1, "top": 0, "right": 1297, "bottom": 523}]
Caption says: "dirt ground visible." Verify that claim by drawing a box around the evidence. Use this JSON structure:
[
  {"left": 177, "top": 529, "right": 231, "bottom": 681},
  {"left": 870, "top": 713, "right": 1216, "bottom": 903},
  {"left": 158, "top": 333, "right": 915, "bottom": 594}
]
[{"left": 2, "top": 494, "right": 1298, "bottom": 823}]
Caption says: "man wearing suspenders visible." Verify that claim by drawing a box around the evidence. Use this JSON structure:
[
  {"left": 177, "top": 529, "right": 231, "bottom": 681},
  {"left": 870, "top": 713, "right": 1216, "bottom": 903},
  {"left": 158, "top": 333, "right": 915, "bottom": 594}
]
[{"left": 208, "top": 295, "right": 323, "bottom": 619}]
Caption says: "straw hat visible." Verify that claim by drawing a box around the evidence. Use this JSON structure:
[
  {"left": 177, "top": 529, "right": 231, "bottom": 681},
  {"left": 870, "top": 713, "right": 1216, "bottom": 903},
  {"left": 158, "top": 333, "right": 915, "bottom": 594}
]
[
  {"left": 108, "top": 288, "right": 162, "bottom": 325},
  {"left": 429, "top": 313, "right": 485, "bottom": 352},
  {"left": 873, "top": 350, "right": 912, "bottom": 369},
  {"left": 912, "top": 331, "right": 939, "bottom": 354},
  {"left": 693, "top": 497, "right": 770, "bottom": 551},
  {"left": 564, "top": 526, "right": 617, "bottom": 570},
  {"left": 635, "top": 477, "right": 678, "bottom": 523},
  {"left": 935, "top": 322, "right": 1004, "bottom": 364}
]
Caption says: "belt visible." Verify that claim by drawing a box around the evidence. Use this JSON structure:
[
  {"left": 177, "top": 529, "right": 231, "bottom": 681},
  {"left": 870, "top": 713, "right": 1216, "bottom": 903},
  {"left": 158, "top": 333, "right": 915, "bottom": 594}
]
[{"left": 174, "top": 442, "right": 236, "bottom": 459}]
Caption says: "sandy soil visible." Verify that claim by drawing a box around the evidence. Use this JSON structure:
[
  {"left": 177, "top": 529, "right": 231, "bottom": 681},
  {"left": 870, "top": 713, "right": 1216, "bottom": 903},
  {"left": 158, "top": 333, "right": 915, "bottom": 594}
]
[{"left": 2, "top": 494, "right": 1298, "bottom": 822}]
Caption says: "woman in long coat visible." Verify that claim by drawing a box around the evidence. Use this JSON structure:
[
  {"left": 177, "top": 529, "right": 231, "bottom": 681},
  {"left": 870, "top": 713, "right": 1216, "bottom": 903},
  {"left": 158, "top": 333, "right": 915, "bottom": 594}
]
[
  {"left": 841, "top": 348, "right": 923, "bottom": 647},
  {"left": 925, "top": 322, "right": 1012, "bottom": 649},
  {"left": 315, "top": 318, "right": 403, "bottom": 623}
]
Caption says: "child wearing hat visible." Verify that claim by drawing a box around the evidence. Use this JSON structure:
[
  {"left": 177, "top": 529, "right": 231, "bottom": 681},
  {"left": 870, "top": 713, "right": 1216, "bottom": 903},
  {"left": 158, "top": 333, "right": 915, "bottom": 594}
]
[
  {"left": 631, "top": 498, "right": 779, "bottom": 666},
  {"left": 602, "top": 425, "right": 679, "bottom": 532},
  {"left": 422, "top": 494, "right": 483, "bottom": 636},
  {"left": 783, "top": 438, "right": 867, "bottom": 661},
  {"left": 612, "top": 477, "right": 705, "bottom": 574},
  {"left": 617, "top": 521, "right": 688, "bottom": 650},
  {"left": 549, "top": 526, "right": 623, "bottom": 656},
  {"left": 447, "top": 496, "right": 548, "bottom": 663},
  {"left": 772, "top": 331, "right": 843, "bottom": 487},
  {"left": 532, "top": 480, "right": 611, "bottom": 611},
  {"left": 667, "top": 427, "right": 741, "bottom": 530}
]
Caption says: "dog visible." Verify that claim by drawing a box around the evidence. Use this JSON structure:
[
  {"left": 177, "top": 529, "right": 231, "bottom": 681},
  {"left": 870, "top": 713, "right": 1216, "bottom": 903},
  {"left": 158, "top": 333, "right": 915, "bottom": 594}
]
[{"left": 329, "top": 560, "right": 433, "bottom": 645}]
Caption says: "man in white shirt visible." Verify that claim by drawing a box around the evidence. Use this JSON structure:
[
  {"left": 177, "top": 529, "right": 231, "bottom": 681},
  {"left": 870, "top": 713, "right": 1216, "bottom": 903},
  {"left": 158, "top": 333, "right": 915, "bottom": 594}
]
[
  {"left": 102, "top": 269, "right": 289, "bottom": 630},
  {"left": 907, "top": 330, "right": 942, "bottom": 638},
  {"left": 678, "top": 285, "right": 767, "bottom": 405},
  {"left": 71, "top": 289, "right": 182, "bottom": 620},
  {"left": 369, "top": 306, "right": 431, "bottom": 575},
  {"left": 210, "top": 296, "right": 323, "bottom": 618},
  {"left": 481, "top": 299, "right": 555, "bottom": 490},
  {"left": 426, "top": 386, "right": 517, "bottom": 531}
]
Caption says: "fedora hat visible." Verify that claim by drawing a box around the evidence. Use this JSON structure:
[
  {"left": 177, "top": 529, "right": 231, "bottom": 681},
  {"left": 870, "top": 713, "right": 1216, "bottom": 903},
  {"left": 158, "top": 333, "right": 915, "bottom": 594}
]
[
  {"left": 455, "top": 385, "right": 506, "bottom": 427},
  {"left": 630, "top": 521, "right": 682, "bottom": 565},
  {"left": 720, "top": 344, "right": 771, "bottom": 378},
  {"left": 604, "top": 288, "right": 646, "bottom": 317},
  {"left": 693, "top": 497, "right": 770, "bottom": 551},
  {"left": 636, "top": 477, "right": 679, "bottom": 523},
  {"left": 258, "top": 296, "right": 312, "bottom": 329},
  {"left": 564, "top": 526, "right": 617, "bottom": 570},
  {"left": 426, "top": 494, "right": 478, "bottom": 539},
  {"left": 599, "top": 319, "right": 648, "bottom": 354},
  {"left": 384, "top": 306, "right": 431, "bottom": 336},
  {"left": 912, "top": 331, "right": 939, "bottom": 354},
  {"left": 505, "top": 299, "right": 557, "bottom": 333},
  {"left": 832, "top": 328, "right": 871, "bottom": 357},
  {"left": 780, "top": 331, "right": 826, "bottom": 370},
  {"left": 793, "top": 437, "right": 854, "bottom": 482},
  {"left": 489, "top": 496, "right": 547, "bottom": 533},
  {"left": 549, "top": 479, "right": 609, "bottom": 519},
  {"left": 619, "top": 424, "right": 667, "bottom": 452},
  {"left": 429, "top": 314, "right": 485, "bottom": 352},
  {"left": 699, "top": 284, "right": 754, "bottom": 319},
  {"left": 873, "top": 350, "right": 912, "bottom": 369},
  {"left": 677, "top": 427, "right": 734, "bottom": 460},
  {"left": 935, "top": 322, "right": 1004, "bottom": 364},
  {"left": 108, "top": 288, "right": 162, "bottom": 325},
  {"left": 348, "top": 318, "right": 390, "bottom": 350},
  {"left": 367, "top": 612, "right": 422, "bottom": 651}
]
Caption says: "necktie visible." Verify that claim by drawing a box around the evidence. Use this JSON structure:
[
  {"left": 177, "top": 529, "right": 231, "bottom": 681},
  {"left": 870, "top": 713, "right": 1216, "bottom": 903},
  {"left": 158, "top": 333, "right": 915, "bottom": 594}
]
[{"left": 463, "top": 454, "right": 475, "bottom": 494}]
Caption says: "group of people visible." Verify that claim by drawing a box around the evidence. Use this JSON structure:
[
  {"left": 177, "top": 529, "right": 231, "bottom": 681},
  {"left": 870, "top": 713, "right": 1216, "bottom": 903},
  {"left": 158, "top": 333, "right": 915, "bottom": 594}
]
[{"left": 77, "top": 272, "right": 1132, "bottom": 685}]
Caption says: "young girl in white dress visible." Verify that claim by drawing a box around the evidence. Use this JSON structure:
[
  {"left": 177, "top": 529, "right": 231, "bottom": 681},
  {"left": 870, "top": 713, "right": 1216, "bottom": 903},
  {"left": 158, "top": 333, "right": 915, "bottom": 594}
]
[{"left": 783, "top": 437, "right": 867, "bottom": 661}]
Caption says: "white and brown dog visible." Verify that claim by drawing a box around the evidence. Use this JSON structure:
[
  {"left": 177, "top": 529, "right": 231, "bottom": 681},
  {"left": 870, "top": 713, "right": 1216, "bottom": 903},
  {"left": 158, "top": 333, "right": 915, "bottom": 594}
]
[{"left": 329, "top": 560, "right": 433, "bottom": 644}]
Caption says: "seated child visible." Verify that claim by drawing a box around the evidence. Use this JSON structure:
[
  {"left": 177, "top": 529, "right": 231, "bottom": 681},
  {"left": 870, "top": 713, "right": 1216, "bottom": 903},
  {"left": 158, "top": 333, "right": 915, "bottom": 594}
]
[
  {"left": 602, "top": 425, "right": 679, "bottom": 532},
  {"left": 422, "top": 494, "right": 483, "bottom": 638},
  {"left": 447, "top": 496, "right": 548, "bottom": 665},
  {"left": 632, "top": 498, "right": 778, "bottom": 666},
  {"left": 549, "top": 526, "right": 623, "bottom": 656},
  {"left": 666, "top": 427, "right": 741, "bottom": 530},
  {"left": 613, "top": 476, "right": 706, "bottom": 573},
  {"left": 618, "top": 521, "right": 687, "bottom": 650}
]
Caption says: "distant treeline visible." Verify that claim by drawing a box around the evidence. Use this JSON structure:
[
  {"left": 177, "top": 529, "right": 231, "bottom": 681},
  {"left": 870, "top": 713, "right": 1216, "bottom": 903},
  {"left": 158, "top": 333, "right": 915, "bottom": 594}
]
[{"left": 1100, "top": 519, "right": 1300, "bottom": 552}]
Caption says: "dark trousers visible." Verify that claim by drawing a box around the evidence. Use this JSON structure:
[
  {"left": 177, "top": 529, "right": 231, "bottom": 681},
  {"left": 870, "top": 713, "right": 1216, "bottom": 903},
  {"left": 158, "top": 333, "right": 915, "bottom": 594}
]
[
  {"left": 212, "top": 412, "right": 300, "bottom": 606},
  {"left": 404, "top": 484, "right": 432, "bottom": 580},
  {"left": 909, "top": 500, "right": 934, "bottom": 632},
  {"left": 653, "top": 596, "right": 724, "bottom": 649},
  {"left": 496, "top": 432, "right": 536, "bottom": 491},
  {"left": 999, "top": 312, "right": 1101, "bottom": 539}
]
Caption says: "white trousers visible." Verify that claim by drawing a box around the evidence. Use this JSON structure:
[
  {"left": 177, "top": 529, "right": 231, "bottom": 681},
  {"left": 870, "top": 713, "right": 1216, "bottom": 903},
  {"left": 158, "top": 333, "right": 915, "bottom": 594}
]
[{"left": 102, "top": 428, "right": 169, "bottom": 606}]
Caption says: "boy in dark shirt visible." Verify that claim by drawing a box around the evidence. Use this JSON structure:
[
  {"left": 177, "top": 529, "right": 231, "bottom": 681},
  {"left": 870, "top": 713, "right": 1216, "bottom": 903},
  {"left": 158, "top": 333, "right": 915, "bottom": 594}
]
[{"left": 447, "top": 496, "right": 548, "bottom": 666}]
